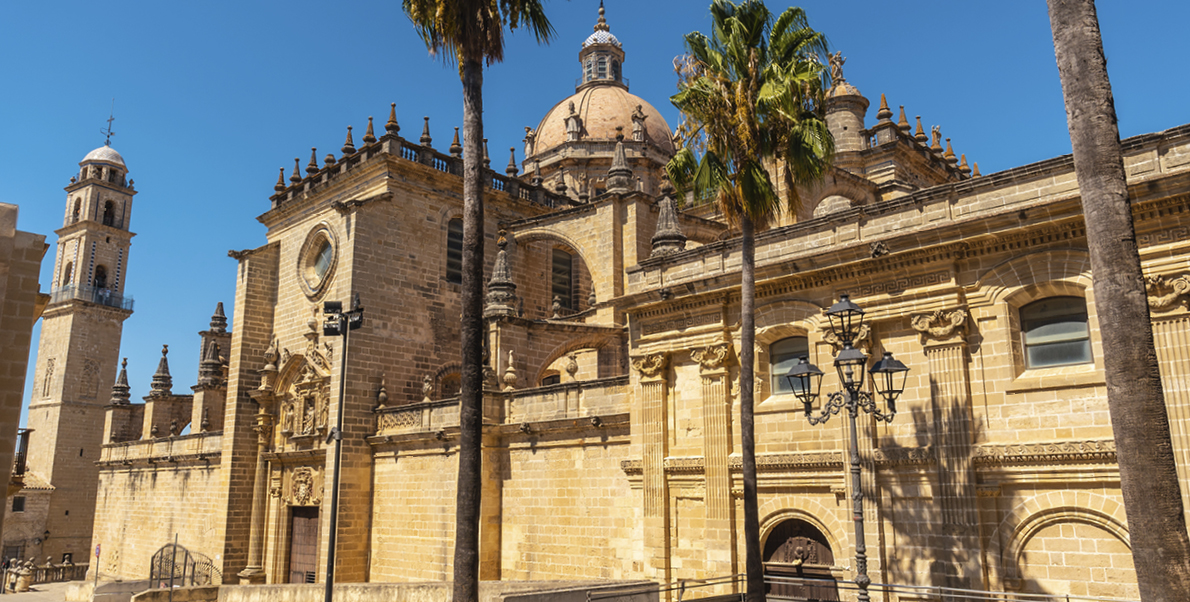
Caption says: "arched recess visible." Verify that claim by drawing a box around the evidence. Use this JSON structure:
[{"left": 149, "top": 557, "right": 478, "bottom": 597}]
[
  {"left": 762, "top": 516, "right": 840, "bottom": 600},
  {"left": 969, "top": 248, "right": 1092, "bottom": 308},
  {"left": 513, "top": 228, "right": 604, "bottom": 307},
  {"left": 758, "top": 496, "right": 846, "bottom": 557},
  {"left": 272, "top": 352, "right": 332, "bottom": 448},
  {"left": 751, "top": 298, "right": 826, "bottom": 400},
  {"left": 532, "top": 332, "right": 623, "bottom": 385},
  {"left": 434, "top": 363, "right": 462, "bottom": 399},
  {"left": 985, "top": 491, "right": 1129, "bottom": 587}
]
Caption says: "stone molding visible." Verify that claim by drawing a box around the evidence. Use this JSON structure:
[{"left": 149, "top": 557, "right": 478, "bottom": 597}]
[
  {"left": 911, "top": 308, "right": 968, "bottom": 344},
  {"left": 972, "top": 439, "right": 1116, "bottom": 465},
  {"left": 1146, "top": 273, "right": 1190, "bottom": 312},
  {"left": 870, "top": 446, "right": 936, "bottom": 466}
]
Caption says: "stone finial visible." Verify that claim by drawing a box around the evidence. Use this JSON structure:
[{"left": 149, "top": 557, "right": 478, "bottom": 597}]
[
  {"left": 149, "top": 345, "right": 173, "bottom": 398},
  {"left": 341, "top": 125, "right": 356, "bottom": 155},
  {"left": 959, "top": 154, "right": 972, "bottom": 176},
  {"left": 594, "top": 0, "right": 609, "bottom": 32},
  {"left": 420, "top": 374, "right": 432, "bottom": 403},
  {"left": 209, "top": 302, "right": 228, "bottom": 333},
  {"left": 199, "top": 340, "right": 222, "bottom": 386},
  {"left": 506, "top": 147, "right": 519, "bottom": 177},
  {"left": 386, "top": 103, "right": 400, "bottom": 135},
  {"left": 897, "top": 106, "right": 910, "bottom": 132},
  {"left": 200, "top": 407, "right": 211, "bottom": 432},
  {"left": 274, "top": 167, "right": 287, "bottom": 192},
  {"left": 151, "top": 423, "right": 160, "bottom": 438},
  {"left": 565, "top": 354, "right": 579, "bottom": 381},
  {"left": 944, "top": 138, "right": 958, "bottom": 166},
  {"left": 606, "top": 138, "right": 633, "bottom": 194},
  {"left": 650, "top": 192, "right": 687, "bottom": 257},
  {"left": 450, "top": 127, "right": 462, "bottom": 158},
  {"left": 972, "top": 162, "right": 981, "bottom": 177},
  {"left": 306, "top": 148, "right": 319, "bottom": 175},
  {"left": 109, "top": 358, "right": 131, "bottom": 405},
  {"left": 914, "top": 116, "right": 927, "bottom": 144},
  {"left": 420, "top": 117, "right": 432, "bottom": 147},
  {"left": 551, "top": 296, "right": 563, "bottom": 319},
  {"left": 588, "top": 290, "right": 597, "bottom": 307},
  {"left": 554, "top": 172, "right": 568, "bottom": 195},
  {"left": 482, "top": 139, "right": 491, "bottom": 169},
  {"left": 324, "top": 153, "right": 336, "bottom": 167},
  {"left": 502, "top": 350, "right": 518, "bottom": 391},
  {"left": 290, "top": 158, "right": 302, "bottom": 184},
  {"left": 363, "top": 116, "right": 377, "bottom": 144},
  {"left": 169, "top": 418, "right": 179, "bottom": 437},
  {"left": 484, "top": 232, "right": 518, "bottom": 318},
  {"left": 876, "top": 94, "right": 893, "bottom": 122},
  {"left": 379, "top": 377, "right": 391, "bottom": 408}
]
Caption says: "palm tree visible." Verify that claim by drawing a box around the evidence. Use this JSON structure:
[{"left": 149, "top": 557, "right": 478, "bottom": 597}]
[
  {"left": 402, "top": 3, "right": 553, "bottom": 602},
  {"left": 1046, "top": 2, "right": 1190, "bottom": 600},
  {"left": 666, "top": 2, "right": 832, "bottom": 601}
]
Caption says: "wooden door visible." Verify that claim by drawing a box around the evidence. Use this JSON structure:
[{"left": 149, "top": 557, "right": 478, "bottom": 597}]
[
  {"left": 763, "top": 520, "right": 838, "bottom": 601},
  {"left": 288, "top": 507, "right": 320, "bottom": 584}
]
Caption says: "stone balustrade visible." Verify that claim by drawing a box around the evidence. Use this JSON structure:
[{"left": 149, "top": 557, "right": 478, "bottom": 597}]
[{"left": 98, "top": 431, "right": 222, "bottom": 467}]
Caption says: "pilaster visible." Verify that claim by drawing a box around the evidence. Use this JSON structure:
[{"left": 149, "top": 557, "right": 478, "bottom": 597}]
[
  {"left": 632, "top": 352, "right": 669, "bottom": 586},
  {"left": 1146, "top": 274, "right": 1190, "bottom": 534},
  {"left": 691, "top": 341, "right": 736, "bottom": 588}
]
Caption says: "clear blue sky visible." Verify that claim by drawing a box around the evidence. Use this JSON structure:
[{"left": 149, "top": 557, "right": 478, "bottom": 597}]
[{"left": 3, "top": 1, "right": 1188, "bottom": 424}]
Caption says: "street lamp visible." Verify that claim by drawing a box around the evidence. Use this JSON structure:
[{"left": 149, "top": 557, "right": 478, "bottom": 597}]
[
  {"left": 321, "top": 294, "right": 362, "bottom": 602},
  {"left": 785, "top": 295, "right": 908, "bottom": 602}
]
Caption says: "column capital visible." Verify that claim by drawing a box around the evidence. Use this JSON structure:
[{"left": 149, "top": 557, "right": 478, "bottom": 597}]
[
  {"left": 1147, "top": 273, "right": 1190, "bottom": 313},
  {"left": 911, "top": 307, "right": 969, "bottom": 347},
  {"left": 691, "top": 341, "right": 734, "bottom": 375},
  {"left": 631, "top": 352, "right": 669, "bottom": 382}
]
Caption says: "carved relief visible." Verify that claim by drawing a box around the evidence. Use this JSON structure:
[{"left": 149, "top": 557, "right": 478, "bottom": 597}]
[
  {"left": 972, "top": 439, "right": 1116, "bottom": 465},
  {"left": 81, "top": 358, "right": 100, "bottom": 399},
  {"left": 1146, "top": 274, "right": 1190, "bottom": 311},
  {"left": 631, "top": 353, "right": 669, "bottom": 380},
  {"left": 911, "top": 308, "right": 969, "bottom": 342},
  {"left": 288, "top": 467, "right": 323, "bottom": 506},
  {"left": 821, "top": 322, "right": 872, "bottom": 355}
]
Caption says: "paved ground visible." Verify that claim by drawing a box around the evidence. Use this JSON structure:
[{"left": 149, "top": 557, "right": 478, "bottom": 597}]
[{"left": 0, "top": 581, "right": 73, "bottom": 602}]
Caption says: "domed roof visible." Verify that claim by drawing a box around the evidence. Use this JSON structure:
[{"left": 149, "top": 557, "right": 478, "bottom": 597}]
[
  {"left": 81, "top": 144, "right": 126, "bottom": 168},
  {"left": 531, "top": 86, "right": 675, "bottom": 158},
  {"left": 584, "top": 29, "right": 620, "bottom": 48}
]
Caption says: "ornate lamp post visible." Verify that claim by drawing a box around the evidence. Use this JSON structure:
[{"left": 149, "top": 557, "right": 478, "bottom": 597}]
[
  {"left": 785, "top": 295, "right": 908, "bottom": 602},
  {"left": 321, "top": 294, "right": 362, "bottom": 602}
]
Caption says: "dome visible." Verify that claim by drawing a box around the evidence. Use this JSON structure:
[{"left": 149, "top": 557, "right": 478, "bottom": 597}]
[
  {"left": 82, "top": 144, "right": 126, "bottom": 168},
  {"left": 531, "top": 85, "right": 675, "bottom": 158},
  {"left": 583, "top": 30, "right": 621, "bottom": 48}
]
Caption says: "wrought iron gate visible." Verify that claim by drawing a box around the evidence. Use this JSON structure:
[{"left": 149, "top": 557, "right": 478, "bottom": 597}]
[{"left": 148, "top": 543, "right": 221, "bottom": 588}]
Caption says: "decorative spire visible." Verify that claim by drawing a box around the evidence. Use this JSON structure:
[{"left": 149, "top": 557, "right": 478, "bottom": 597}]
[
  {"left": 341, "top": 125, "right": 356, "bottom": 155},
  {"left": 506, "top": 147, "right": 519, "bottom": 176},
  {"left": 482, "top": 139, "right": 491, "bottom": 169},
  {"left": 944, "top": 138, "right": 957, "bottom": 165},
  {"left": 420, "top": 116, "right": 432, "bottom": 147},
  {"left": 274, "top": 167, "right": 287, "bottom": 192},
  {"left": 199, "top": 340, "right": 222, "bottom": 387},
  {"left": 958, "top": 154, "right": 972, "bottom": 176},
  {"left": 324, "top": 153, "right": 336, "bottom": 167},
  {"left": 595, "top": 0, "right": 609, "bottom": 32},
  {"left": 306, "top": 148, "right": 319, "bottom": 175},
  {"left": 876, "top": 94, "right": 893, "bottom": 122},
  {"left": 363, "top": 116, "right": 377, "bottom": 144},
  {"left": 972, "top": 162, "right": 981, "bottom": 177},
  {"left": 109, "top": 358, "right": 131, "bottom": 405},
  {"left": 650, "top": 189, "right": 687, "bottom": 257},
  {"left": 209, "top": 302, "right": 227, "bottom": 333},
  {"left": 484, "top": 232, "right": 518, "bottom": 318},
  {"left": 450, "top": 127, "right": 462, "bottom": 158},
  {"left": 914, "top": 116, "right": 927, "bottom": 144},
  {"left": 290, "top": 158, "right": 302, "bottom": 184},
  {"left": 385, "top": 103, "right": 400, "bottom": 135},
  {"left": 149, "top": 345, "right": 173, "bottom": 398},
  {"left": 606, "top": 131, "right": 633, "bottom": 194},
  {"left": 897, "top": 106, "right": 910, "bottom": 133}
]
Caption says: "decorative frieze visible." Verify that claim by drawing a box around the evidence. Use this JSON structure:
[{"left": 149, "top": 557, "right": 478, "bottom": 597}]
[
  {"left": 972, "top": 439, "right": 1116, "bottom": 465},
  {"left": 870, "top": 446, "right": 936, "bottom": 466},
  {"left": 641, "top": 312, "right": 719, "bottom": 336}
]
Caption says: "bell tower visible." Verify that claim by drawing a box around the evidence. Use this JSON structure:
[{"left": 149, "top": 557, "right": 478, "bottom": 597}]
[{"left": 23, "top": 140, "right": 135, "bottom": 562}]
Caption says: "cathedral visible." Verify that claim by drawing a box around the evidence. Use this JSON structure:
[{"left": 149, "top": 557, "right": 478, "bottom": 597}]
[{"left": 9, "top": 6, "right": 1190, "bottom": 601}]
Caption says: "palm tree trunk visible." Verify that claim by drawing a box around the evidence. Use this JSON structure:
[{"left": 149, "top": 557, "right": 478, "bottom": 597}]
[
  {"left": 739, "top": 214, "right": 764, "bottom": 602},
  {"left": 453, "top": 55, "right": 485, "bottom": 602},
  {"left": 1047, "top": 1, "right": 1190, "bottom": 600}
]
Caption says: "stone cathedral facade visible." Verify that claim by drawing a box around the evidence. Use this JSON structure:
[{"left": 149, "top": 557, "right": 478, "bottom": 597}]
[{"left": 21, "top": 8, "right": 1190, "bottom": 601}]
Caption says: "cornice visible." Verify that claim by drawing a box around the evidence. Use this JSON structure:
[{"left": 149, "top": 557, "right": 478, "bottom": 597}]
[{"left": 972, "top": 439, "right": 1116, "bottom": 465}]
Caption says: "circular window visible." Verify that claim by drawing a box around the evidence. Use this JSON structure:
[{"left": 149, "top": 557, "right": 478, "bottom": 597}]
[{"left": 298, "top": 225, "right": 337, "bottom": 299}]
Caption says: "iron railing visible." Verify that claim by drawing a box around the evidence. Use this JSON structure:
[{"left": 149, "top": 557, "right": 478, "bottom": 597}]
[
  {"left": 49, "top": 284, "right": 133, "bottom": 311},
  {"left": 148, "top": 543, "right": 221, "bottom": 588}
]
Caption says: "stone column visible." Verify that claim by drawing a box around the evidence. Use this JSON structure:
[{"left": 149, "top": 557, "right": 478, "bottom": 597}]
[
  {"left": 239, "top": 344, "right": 279, "bottom": 584},
  {"left": 692, "top": 341, "right": 735, "bottom": 585},
  {"left": 632, "top": 353, "right": 670, "bottom": 587},
  {"left": 911, "top": 308, "right": 978, "bottom": 587},
  {"left": 1146, "top": 274, "right": 1190, "bottom": 533}
]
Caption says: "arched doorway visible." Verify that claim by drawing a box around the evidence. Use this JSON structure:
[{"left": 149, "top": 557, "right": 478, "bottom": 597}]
[{"left": 763, "top": 519, "right": 838, "bottom": 601}]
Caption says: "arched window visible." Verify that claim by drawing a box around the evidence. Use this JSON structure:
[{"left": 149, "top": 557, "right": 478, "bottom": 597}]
[
  {"left": 1020, "top": 296, "right": 1092, "bottom": 368},
  {"left": 551, "top": 249, "right": 574, "bottom": 310},
  {"left": 93, "top": 265, "right": 108, "bottom": 289},
  {"left": 440, "top": 373, "right": 461, "bottom": 398},
  {"left": 770, "top": 336, "right": 809, "bottom": 394},
  {"left": 541, "top": 374, "right": 561, "bottom": 386},
  {"left": 611, "top": 59, "right": 621, "bottom": 82},
  {"left": 446, "top": 218, "right": 463, "bottom": 284},
  {"left": 585, "top": 59, "right": 594, "bottom": 82},
  {"left": 102, "top": 201, "right": 116, "bottom": 227},
  {"left": 61, "top": 262, "right": 73, "bottom": 287},
  {"left": 597, "top": 57, "right": 607, "bottom": 79},
  {"left": 72, "top": 200, "right": 81, "bottom": 223}
]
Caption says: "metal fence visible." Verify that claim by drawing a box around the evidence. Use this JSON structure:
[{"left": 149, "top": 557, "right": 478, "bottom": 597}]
[
  {"left": 147, "top": 544, "right": 221, "bottom": 588},
  {"left": 49, "top": 284, "right": 134, "bottom": 311}
]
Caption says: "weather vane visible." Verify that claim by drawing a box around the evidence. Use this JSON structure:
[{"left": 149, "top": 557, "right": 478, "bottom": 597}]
[{"left": 102, "top": 99, "right": 115, "bottom": 146}]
